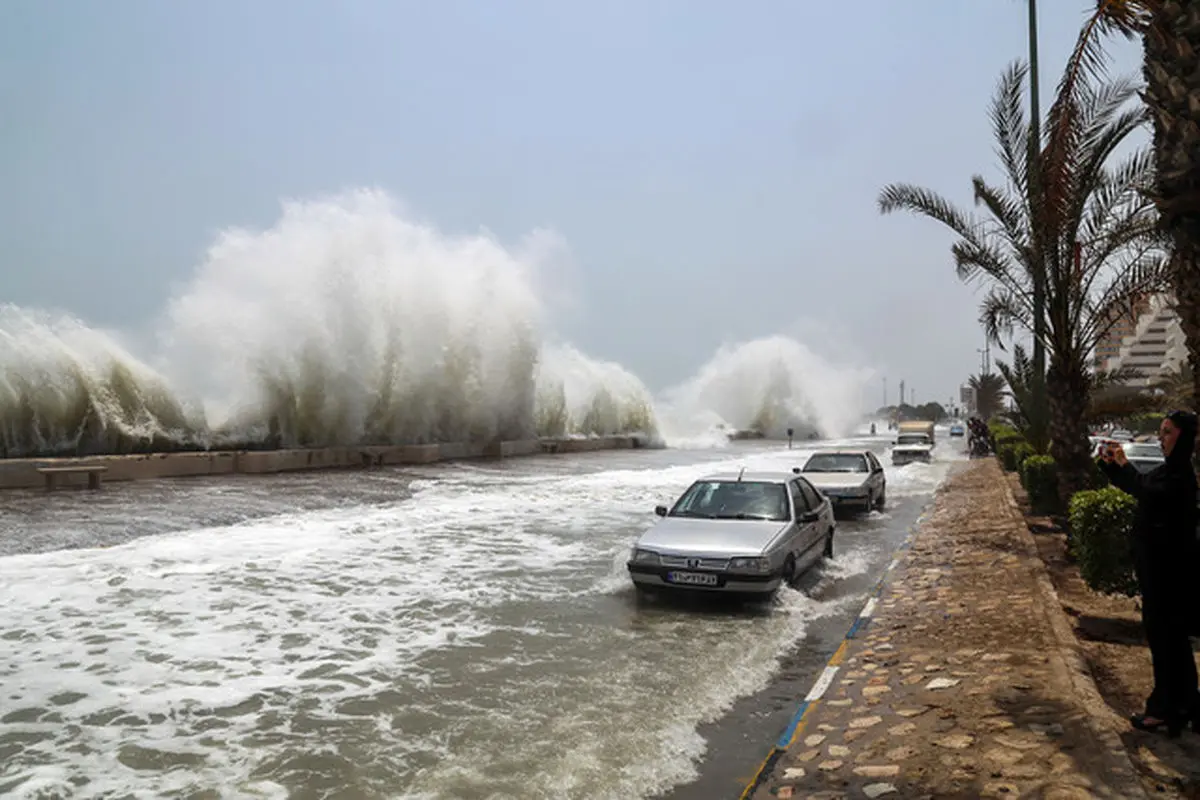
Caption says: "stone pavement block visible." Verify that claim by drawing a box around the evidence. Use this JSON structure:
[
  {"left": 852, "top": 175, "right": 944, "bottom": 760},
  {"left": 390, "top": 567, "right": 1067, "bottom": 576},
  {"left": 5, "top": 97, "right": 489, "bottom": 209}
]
[{"left": 748, "top": 458, "right": 1146, "bottom": 800}]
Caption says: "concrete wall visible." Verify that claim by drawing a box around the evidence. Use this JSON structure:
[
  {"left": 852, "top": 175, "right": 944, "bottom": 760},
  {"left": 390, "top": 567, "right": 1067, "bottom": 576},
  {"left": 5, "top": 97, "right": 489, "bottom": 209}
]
[{"left": 0, "top": 436, "right": 643, "bottom": 490}]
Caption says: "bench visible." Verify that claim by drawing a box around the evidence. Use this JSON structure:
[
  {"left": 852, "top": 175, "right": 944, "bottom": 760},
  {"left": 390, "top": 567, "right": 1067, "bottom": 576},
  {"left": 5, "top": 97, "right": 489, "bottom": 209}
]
[{"left": 36, "top": 465, "right": 108, "bottom": 491}]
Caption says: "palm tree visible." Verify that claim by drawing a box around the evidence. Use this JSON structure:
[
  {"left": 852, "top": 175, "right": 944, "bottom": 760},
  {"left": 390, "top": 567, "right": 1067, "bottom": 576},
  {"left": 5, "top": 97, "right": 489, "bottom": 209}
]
[
  {"left": 995, "top": 343, "right": 1050, "bottom": 452},
  {"left": 1085, "top": 363, "right": 1157, "bottom": 420},
  {"left": 1067, "top": 1, "right": 1200, "bottom": 429},
  {"left": 878, "top": 62, "right": 1171, "bottom": 507},
  {"left": 969, "top": 372, "right": 1008, "bottom": 420},
  {"left": 1152, "top": 362, "right": 1194, "bottom": 410}
]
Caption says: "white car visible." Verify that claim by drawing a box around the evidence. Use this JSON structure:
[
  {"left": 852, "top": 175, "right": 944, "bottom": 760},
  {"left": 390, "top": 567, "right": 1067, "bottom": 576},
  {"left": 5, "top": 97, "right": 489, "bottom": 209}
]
[
  {"left": 627, "top": 470, "right": 836, "bottom": 597},
  {"left": 1122, "top": 441, "right": 1165, "bottom": 473},
  {"left": 892, "top": 433, "right": 934, "bottom": 466},
  {"left": 799, "top": 449, "right": 886, "bottom": 513}
]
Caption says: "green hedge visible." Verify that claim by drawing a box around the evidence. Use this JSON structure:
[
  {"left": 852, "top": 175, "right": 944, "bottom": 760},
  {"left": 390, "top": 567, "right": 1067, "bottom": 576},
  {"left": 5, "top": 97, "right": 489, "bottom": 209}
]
[
  {"left": 990, "top": 422, "right": 1019, "bottom": 441},
  {"left": 997, "top": 436, "right": 1032, "bottom": 472},
  {"left": 1067, "top": 486, "right": 1138, "bottom": 597},
  {"left": 998, "top": 442, "right": 1017, "bottom": 471},
  {"left": 1020, "top": 455, "right": 1058, "bottom": 515},
  {"left": 1013, "top": 441, "right": 1035, "bottom": 470}
]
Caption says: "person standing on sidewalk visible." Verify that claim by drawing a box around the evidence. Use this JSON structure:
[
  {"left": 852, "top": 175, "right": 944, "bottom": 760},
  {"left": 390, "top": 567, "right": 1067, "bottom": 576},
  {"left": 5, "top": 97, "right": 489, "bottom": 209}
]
[{"left": 1100, "top": 410, "right": 1200, "bottom": 737}]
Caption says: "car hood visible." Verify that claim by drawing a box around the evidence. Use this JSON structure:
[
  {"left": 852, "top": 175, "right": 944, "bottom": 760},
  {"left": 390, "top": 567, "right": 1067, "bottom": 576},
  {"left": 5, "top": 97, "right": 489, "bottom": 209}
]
[
  {"left": 894, "top": 443, "right": 933, "bottom": 451},
  {"left": 636, "top": 517, "right": 789, "bottom": 557},
  {"left": 802, "top": 472, "right": 870, "bottom": 490}
]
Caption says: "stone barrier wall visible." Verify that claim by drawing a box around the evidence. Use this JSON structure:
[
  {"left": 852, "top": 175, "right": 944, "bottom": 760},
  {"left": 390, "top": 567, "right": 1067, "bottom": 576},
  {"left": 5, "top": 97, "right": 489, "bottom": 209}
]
[{"left": 0, "top": 436, "right": 641, "bottom": 490}]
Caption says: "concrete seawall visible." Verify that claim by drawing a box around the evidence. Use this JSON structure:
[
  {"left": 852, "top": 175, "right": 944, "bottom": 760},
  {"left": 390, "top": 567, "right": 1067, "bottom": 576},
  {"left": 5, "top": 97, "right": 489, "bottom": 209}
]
[{"left": 0, "top": 436, "right": 643, "bottom": 490}]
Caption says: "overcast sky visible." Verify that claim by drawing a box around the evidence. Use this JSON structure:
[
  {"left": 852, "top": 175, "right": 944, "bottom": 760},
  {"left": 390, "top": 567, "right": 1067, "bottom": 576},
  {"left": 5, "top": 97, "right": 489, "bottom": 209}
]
[{"left": 1, "top": 0, "right": 1142, "bottom": 408}]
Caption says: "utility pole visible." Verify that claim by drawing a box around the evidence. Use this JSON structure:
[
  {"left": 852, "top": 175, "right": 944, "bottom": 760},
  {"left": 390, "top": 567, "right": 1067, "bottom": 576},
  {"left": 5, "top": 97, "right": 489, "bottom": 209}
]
[
  {"left": 1028, "top": 0, "right": 1047, "bottom": 433},
  {"left": 883, "top": 376, "right": 887, "bottom": 407},
  {"left": 899, "top": 379, "right": 906, "bottom": 408},
  {"left": 978, "top": 342, "right": 991, "bottom": 375}
]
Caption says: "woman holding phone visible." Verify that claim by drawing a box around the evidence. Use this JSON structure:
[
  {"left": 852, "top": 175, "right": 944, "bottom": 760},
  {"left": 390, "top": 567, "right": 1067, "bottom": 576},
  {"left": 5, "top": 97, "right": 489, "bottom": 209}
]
[{"left": 1099, "top": 410, "right": 1199, "bottom": 737}]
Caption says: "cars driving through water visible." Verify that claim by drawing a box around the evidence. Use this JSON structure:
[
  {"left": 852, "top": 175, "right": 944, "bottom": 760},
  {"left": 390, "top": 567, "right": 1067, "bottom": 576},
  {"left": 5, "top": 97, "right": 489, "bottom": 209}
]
[
  {"left": 949, "top": 422, "right": 965, "bottom": 437},
  {"left": 627, "top": 470, "right": 836, "bottom": 598},
  {"left": 798, "top": 449, "right": 886, "bottom": 514},
  {"left": 891, "top": 421, "right": 936, "bottom": 466}
]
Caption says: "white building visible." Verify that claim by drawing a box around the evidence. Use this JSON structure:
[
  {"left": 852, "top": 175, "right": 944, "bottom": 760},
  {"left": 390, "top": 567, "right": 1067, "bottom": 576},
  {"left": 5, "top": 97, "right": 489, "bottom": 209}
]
[{"left": 1106, "top": 293, "right": 1188, "bottom": 387}]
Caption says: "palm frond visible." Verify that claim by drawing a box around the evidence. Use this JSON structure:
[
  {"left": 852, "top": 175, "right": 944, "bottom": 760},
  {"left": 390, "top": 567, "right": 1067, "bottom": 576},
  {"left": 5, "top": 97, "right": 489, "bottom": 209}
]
[
  {"left": 979, "top": 287, "right": 1033, "bottom": 347},
  {"left": 877, "top": 184, "right": 979, "bottom": 242},
  {"left": 969, "top": 372, "right": 1008, "bottom": 420},
  {"left": 988, "top": 62, "right": 1032, "bottom": 204},
  {"left": 972, "top": 175, "right": 1031, "bottom": 254},
  {"left": 1080, "top": 251, "right": 1172, "bottom": 350},
  {"left": 996, "top": 343, "right": 1050, "bottom": 451}
]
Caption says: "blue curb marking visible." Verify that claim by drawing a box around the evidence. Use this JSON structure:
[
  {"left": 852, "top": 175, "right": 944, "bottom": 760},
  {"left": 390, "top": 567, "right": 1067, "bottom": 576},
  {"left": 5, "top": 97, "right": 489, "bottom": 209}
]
[
  {"left": 737, "top": 507, "right": 931, "bottom": 799},
  {"left": 773, "top": 700, "right": 811, "bottom": 750}
]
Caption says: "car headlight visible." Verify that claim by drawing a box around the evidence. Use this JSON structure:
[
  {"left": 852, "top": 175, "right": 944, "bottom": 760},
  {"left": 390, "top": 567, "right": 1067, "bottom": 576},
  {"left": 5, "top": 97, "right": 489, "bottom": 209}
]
[
  {"left": 630, "top": 548, "right": 660, "bottom": 565},
  {"left": 728, "top": 556, "right": 771, "bottom": 573}
]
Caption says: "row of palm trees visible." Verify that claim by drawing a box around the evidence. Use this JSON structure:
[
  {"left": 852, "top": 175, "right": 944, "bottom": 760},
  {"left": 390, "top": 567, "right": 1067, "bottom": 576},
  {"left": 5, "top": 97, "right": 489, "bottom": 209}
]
[{"left": 881, "top": 1, "right": 1198, "bottom": 506}]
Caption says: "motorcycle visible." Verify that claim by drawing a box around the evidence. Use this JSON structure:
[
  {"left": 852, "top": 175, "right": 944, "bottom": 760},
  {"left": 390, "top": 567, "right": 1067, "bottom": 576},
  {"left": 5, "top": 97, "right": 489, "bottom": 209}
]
[{"left": 968, "top": 435, "right": 991, "bottom": 458}]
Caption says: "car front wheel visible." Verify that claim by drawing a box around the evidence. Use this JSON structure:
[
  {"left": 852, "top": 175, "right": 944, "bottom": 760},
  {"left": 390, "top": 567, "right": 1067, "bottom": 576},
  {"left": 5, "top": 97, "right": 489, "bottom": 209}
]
[
  {"left": 824, "top": 528, "right": 834, "bottom": 559},
  {"left": 782, "top": 554, "right": 797, "bottom": 583}
]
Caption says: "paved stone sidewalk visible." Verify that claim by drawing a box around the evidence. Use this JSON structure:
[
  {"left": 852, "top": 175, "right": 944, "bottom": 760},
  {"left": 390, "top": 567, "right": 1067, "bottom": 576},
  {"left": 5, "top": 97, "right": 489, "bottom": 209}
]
[{"left": 748, "top": 458, "right": 1145, "bottom": 800}]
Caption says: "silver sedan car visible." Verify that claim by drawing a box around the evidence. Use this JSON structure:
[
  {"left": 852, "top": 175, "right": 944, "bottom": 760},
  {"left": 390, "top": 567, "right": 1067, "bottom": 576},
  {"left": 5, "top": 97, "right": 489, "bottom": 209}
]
[
  {"left": 627, "top": 470, "right": 836, "bottom": 597},
  {"left": 799, "top": 449, "right": 887, "bottom": 513}
]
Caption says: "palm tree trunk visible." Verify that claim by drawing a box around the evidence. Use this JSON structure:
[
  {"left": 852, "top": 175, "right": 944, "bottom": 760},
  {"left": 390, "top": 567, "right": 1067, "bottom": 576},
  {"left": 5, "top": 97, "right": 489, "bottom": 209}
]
[
  {"left": 1046, "top": 355, "right": 1092, "bottom": 511},
  {"left": 1142, "top": 1, "right": 1200, "bottom": 425},
  {"left": 1173, "top": 252, "right": 1200, "bottom": 413}
]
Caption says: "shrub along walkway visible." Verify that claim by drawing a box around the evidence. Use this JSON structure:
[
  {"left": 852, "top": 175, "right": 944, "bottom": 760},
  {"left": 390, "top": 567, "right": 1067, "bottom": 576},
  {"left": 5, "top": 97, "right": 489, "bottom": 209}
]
[{"left": 747, "top": 457, "right": 1145, "bottom": 799}]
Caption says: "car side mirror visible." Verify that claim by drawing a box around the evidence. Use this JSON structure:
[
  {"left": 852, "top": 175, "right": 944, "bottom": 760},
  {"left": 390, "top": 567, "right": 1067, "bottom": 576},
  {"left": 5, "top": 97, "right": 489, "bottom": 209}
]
[
  {"left": 800, "top": 510, "right": 820, "bottom": 523},
  {"left": 655, "top": 505, "right": 668, "bottom": 517}
]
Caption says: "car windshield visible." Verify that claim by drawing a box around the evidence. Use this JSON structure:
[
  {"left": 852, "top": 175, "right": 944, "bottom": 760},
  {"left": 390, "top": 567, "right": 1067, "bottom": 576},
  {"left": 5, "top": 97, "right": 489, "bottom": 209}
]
[
  {"left": 803, "top": 453, "right": 868, "bottom": 473},
  {"left": 669, "top": 480, "right": 790, "bottom": 521},
  {"left": 1125, "top": 443, "right": 1163, "bottom": 459},
  {"left": 897, "top": 434, "right": 929, "bottom": 446}
]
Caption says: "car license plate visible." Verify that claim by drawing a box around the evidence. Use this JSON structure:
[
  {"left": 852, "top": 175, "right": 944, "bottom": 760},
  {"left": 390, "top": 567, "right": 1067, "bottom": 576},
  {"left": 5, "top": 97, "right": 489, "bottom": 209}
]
[{"left": 667, "top": 571, "right": 719, "bottom": 586}]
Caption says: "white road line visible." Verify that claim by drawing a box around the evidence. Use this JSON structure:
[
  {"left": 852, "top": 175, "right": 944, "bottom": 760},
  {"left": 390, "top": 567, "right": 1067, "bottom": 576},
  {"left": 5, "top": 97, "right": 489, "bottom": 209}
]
[{"left": 805, "top": 666, "right": 841, "bottom": 702}]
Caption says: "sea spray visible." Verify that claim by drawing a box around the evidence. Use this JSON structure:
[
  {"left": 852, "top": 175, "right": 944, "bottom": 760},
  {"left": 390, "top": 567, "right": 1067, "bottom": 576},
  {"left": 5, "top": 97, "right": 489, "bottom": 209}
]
[
  {"left": 0, "top": 305, "right": 204, "bottom": 457},
  {"left": 535, "top": 344, "right": 659, "bottom": 439},
  {"left": 656, "top": 335, "right": 874, "bottom": 446},
  {"left": 0, "top": 191, "right": 661, "bottom": 456},
  {"left": 0, "top": 189, "right": 874, "bottom": 457},
  {"left": 161, "top": 189, "right": 549, "bottom": 446}
]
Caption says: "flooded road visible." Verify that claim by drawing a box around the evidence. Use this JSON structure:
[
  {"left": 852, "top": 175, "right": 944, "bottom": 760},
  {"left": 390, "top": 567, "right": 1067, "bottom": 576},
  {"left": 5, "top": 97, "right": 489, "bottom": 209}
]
[{"left": 0, "top": 435, "right": 961, "bottom": 799}]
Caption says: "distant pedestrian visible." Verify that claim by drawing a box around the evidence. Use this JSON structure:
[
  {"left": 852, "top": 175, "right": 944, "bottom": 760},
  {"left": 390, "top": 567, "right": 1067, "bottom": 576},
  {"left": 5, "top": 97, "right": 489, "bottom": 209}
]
[{"left": 1099, "top": 410, "right": 1200, "bottom": 737}]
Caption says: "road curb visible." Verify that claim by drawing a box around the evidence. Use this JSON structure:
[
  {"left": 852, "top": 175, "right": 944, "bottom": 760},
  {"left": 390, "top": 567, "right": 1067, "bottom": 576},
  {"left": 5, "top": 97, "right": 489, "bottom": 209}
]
[
  {"left": 1000, "top": 476, "right": 1149, "bottom": 799},
  {"left": 736, "top": 496, "right": 937, "bottom": 799}
]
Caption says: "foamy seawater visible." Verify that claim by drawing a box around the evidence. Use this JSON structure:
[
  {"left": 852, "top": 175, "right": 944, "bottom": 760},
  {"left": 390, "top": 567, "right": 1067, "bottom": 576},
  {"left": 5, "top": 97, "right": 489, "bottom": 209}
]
[{"left": 0, "top": 437, "right": 960, "bottom": 799}]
